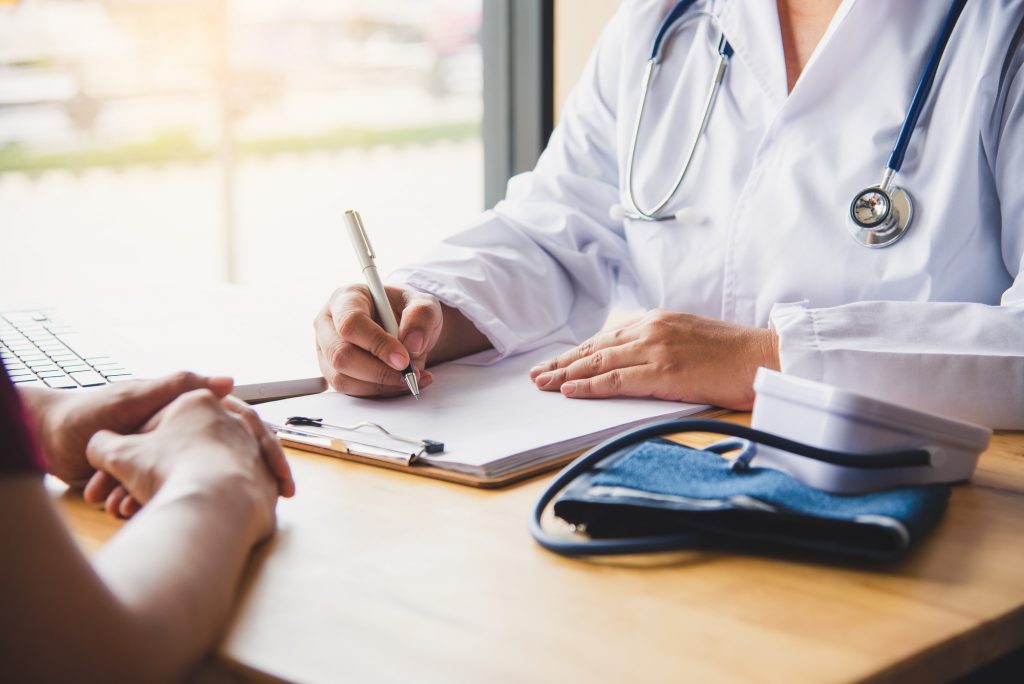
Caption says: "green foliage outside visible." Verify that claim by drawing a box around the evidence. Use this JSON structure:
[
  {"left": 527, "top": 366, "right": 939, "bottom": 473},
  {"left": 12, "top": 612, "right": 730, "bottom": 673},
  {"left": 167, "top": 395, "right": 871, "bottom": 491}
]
[{"left": 0, "top": 121, "right": 480, "bottom": 174}]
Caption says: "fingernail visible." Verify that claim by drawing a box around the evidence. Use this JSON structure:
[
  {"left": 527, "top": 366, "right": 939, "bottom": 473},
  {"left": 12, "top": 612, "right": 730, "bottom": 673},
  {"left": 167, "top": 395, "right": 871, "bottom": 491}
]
[
  {"left": 405, "top": 331, "right": 425, "bottom": 356},
  {"left": 529, "top": 365, "right": 545, "bottom": 379},
  {"left": 536, "top": 372, "right": 553, "bottom": 388},
  {"left": 388, "top": 352, "right": 407, "bottom": 370},
  {"left": 562, "top": 382, "right": 577, "bottom": 396}
]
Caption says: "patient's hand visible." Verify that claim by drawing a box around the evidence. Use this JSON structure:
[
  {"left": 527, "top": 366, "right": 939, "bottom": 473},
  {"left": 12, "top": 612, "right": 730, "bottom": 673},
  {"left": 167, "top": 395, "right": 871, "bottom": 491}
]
[
  {"left": 84, "top": 389, "right": 287, "bottom": 541},
  {"left": 19, "top": 372, "right": 234, "bottom": 487},
  {"left": 529, "top": 309, "right": 780, "bottom": 410}
]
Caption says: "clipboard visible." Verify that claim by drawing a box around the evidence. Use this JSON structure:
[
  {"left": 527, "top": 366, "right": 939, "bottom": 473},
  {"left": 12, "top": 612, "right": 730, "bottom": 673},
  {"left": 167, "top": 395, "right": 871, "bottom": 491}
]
[
  {"left": 256, "top": 344, "right": 720, "bottom": 489},
  {"left": 269, "top": 415, "right": 577, "bottom": 488},
  {"left": 268, "top": 409, "right": 726, "bottom": 489}
]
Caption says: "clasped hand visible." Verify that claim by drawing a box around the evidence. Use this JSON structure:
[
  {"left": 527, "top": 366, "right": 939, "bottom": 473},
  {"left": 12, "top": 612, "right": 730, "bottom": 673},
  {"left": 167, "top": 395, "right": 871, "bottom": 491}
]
[{"left": 26, "top": 373, "right": 294, "bottom": 533}]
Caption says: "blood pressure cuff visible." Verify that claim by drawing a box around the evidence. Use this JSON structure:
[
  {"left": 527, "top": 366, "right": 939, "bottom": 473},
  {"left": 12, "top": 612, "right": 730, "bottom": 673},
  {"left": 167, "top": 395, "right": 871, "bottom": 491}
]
[{"left": 552, "top": 439, "right": 950, "bottom": 562}]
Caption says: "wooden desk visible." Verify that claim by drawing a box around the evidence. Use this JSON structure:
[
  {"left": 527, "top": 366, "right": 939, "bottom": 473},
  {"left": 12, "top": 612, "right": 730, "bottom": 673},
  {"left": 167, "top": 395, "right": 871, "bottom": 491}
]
[{"left": 57, "top": 416, "right": 1024, "bottom": 683}]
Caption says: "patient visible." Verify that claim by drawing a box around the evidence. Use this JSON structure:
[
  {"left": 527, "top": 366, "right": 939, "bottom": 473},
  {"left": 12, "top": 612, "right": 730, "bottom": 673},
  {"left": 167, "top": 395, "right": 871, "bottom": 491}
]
[{"left": 0, "top": 367, "right": 295, "bottom": 682}]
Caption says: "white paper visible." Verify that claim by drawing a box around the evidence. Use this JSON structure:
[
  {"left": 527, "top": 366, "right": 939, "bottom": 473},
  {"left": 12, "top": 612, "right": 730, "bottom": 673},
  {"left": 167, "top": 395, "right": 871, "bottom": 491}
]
[{"left": 255, "top": 345, "right": 708, "bottom": 477}]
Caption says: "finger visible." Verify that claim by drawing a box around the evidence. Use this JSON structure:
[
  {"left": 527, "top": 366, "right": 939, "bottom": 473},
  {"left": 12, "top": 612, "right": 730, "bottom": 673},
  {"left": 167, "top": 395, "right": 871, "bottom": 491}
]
[
  {"left": 114, "top": 371, "right": 235, "bottom": 431},
  {"left": 535, "top": 343, "right": 643, "bottom": 391},
  {"left": 329, "top": 368, "right": 435, "bottom": 398},
  {"left": 119, "top": 494, "right": 142, "bottom": 518},
  {"left": 328, "top": 289, "right": 410, "bottom": 371},
  {"left": 529, "top": 327, "right": 639, "bottom": 379},
  {"left": 105, "top": 485, "right": 129, "bottom": 518},
  {"left": 559, "top": 365, "right": 659, "bottom": 400},
  {"left": 83, "top": 470, "right": 121, "bottom": 505},
  {"left": 397, "top": 292, "right": 442, "bottom": 361},
  {"left": 314, "top": 329, "right": 410, "bottom": 390},
  {"left": 222, "top": 396, "right": 296, "bottom": 498},
  {"left": 85, "top": 429, "right": 131, "bottom": 474}
]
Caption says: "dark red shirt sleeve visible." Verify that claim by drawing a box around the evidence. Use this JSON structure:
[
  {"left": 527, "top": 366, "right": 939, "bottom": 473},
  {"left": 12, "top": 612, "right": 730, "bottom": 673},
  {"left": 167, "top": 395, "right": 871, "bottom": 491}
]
[{"left": 0, "top": 361, "right": 45, "bottom": 476}]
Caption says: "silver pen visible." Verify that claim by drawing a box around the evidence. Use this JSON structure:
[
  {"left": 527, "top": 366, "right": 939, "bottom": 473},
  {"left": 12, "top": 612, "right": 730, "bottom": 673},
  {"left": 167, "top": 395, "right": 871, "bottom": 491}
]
[{"left": 343, "top": 210, "right": 420, "bottom": 399}]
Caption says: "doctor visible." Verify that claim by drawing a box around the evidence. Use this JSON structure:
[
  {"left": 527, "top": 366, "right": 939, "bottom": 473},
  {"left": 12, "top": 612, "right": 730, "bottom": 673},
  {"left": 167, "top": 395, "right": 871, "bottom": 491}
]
[{"left": 314, "top": 0, "right": 1024, "bottom": 429}]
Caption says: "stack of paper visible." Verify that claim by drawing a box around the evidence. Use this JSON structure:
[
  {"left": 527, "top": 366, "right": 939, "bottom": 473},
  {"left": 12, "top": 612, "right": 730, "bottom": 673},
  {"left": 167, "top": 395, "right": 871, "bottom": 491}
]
[{"left": 255, "top": 344, "right": 708, "bottom": 479}]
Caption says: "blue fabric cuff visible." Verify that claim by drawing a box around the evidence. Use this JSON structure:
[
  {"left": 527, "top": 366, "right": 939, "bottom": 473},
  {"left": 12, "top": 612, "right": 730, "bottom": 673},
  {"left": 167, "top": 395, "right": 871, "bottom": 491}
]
[{"left": 553, "top": 439, "right": 950, "bottom": 561}]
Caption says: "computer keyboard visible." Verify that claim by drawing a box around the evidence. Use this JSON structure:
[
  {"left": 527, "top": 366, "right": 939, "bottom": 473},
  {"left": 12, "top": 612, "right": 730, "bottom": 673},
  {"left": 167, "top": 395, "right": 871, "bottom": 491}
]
[{"left": 0, "top": 310, "right": 132, "bottom": 390}]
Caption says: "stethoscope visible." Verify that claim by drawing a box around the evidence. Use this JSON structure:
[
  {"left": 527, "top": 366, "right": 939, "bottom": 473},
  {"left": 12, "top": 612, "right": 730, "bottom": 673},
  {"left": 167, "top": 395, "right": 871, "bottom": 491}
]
[
  {"left": 530, "top": 419, "right": 933, "bottom": 557},
  {"left": 611, "top": 0, "right": 969, "bottom": 249}
]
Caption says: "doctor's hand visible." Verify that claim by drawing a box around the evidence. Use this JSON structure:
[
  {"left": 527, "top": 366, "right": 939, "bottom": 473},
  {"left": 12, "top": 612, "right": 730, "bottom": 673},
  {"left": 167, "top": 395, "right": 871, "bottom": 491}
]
[
  {"left": 315, "top": 284, "right": 441, "bottom": 397},
  {"left": 315, "top": 284, "right": 493, "bottom": 397},
  {"left": 529, "top": 310, "right": 780, "bottom": 410}
]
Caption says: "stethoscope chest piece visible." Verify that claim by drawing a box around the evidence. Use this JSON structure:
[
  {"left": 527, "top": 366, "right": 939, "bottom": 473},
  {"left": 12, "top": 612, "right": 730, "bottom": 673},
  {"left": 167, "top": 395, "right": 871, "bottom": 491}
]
[{"left": 848, "top": 185, "right": 914, "bottom": 248}]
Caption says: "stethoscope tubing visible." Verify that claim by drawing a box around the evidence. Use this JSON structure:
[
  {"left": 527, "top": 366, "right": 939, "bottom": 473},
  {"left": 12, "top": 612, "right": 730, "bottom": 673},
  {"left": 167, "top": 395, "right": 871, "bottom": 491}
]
[
  {"left": 625, "top": 8, "right": 731, "bottom": 222},
  {"left": 530, "top": 418, "right": 932, "bottom": 558},
  {"left": 623, "top": 0, "right": 970, "bottom": 248},
  {"left": 887, "top": 0, "right": 969, "bottom": 175}
]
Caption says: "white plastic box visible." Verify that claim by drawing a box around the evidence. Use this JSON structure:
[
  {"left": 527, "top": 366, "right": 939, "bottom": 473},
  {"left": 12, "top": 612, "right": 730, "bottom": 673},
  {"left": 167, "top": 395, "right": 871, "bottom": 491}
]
[{"left": 750, "top": 369, "right": 992, "bottom": 494}]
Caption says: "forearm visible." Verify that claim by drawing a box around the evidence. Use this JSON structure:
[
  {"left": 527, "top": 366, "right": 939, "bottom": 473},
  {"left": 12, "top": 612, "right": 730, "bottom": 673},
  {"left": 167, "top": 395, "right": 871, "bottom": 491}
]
[
  {"left": 91, "top": 479, "right": 262, "bottom": 681},
  {"left": 428, "top": 303, "right": 492, "bottom": 365},
  {"left": 0, "top": 476, "right": 261, "bottom": 684}
]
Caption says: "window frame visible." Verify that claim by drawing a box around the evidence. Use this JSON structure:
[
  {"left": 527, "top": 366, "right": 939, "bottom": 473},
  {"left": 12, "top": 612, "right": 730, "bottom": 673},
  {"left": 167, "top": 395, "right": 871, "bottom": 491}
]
[{"left": 482, "top": 0, "right": 554, "bottom": 209}]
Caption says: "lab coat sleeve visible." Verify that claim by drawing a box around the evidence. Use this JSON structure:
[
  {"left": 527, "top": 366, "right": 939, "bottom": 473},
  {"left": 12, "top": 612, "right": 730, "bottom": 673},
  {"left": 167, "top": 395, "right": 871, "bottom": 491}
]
[
  {"left": 386, "top": 4, "right": 636, "bottom": 365},
  {"left": 769, "top": 66, "right": 1024, "bottom": 431}
]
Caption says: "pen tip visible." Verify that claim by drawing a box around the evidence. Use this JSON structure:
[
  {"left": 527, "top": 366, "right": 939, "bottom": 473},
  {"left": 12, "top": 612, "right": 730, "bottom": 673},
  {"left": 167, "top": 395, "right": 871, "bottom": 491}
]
[{"left": 404, "top": 372, "right": 420, "bottom": 399}]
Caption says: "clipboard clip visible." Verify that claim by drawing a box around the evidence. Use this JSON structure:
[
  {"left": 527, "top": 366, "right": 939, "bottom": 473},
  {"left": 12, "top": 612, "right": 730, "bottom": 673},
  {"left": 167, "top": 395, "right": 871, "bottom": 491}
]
[{"left": 284, "top": 416, "right": 444, "bottom": 456}]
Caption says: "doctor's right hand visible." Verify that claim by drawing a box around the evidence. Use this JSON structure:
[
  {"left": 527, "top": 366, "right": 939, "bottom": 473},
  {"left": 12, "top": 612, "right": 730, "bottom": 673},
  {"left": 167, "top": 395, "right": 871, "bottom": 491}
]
[{"left": 314, "top": 284, "right": 442, "bottom": 397}]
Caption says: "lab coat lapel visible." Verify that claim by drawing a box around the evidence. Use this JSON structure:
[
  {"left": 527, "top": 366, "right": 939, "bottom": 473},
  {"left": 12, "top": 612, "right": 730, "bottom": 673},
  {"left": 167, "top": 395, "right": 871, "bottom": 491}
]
[
  {"left": 716, "top": 0, "right": 861, "bottom": 109},
  {"left": 716, "top": 0, "right": 789, "bottom": 109}
]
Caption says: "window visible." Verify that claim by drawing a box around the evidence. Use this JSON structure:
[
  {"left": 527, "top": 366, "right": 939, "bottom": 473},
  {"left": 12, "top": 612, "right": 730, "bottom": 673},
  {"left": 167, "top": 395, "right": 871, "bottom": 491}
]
[{"left": 0, "top": 0, "right": 489, "bottom": 293}]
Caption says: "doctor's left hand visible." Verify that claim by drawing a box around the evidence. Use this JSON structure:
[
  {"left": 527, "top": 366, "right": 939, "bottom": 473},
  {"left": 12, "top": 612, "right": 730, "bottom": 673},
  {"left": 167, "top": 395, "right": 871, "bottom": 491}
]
[{"left": 529, "top": 310, "right": 780, "bottom": 410}]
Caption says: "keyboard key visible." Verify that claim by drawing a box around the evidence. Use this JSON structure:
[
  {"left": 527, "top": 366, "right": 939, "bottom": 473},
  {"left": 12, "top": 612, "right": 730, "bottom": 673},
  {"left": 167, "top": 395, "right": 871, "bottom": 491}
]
[
  {"left": 107, "top": 374, "right": 135, "bottom": 383},
  {"left": 58, "top": 362, "right": 90, "bottom": 372},
  {"left": 69, "top": 370, "right": 107, "bottom": 387},
  {"left": 42, "top": 375, "right": 78, "bottom": 389},
  {"left": 36, "top": 370, "right": 66, "bottom": 378},
  {"left": 18, "top": 353, "right": 47, "bottom": 363},
  {"left": 27, "top": 361, "right": 58, "bottom": 372},
  {"left": 6, "top": 369, "right": 33, "bottom": 378},
  {"left": 49, "top": 353, "right": 79, "bottom": 362},
  {"left": 91, "top": 361, "right": 122, "bottom": 369},
  {"left": 12, "top": 379, "right": 42, "bottom": 387},
  {"left": 99, "top": 368, "right": 130, "bottom": 378}
]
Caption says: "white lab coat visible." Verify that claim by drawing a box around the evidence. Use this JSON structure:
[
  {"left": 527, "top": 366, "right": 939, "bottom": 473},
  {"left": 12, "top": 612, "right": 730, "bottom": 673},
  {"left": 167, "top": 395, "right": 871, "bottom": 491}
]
[{"left": 389, "top": 0, "right": 1024, "bottom": 429}]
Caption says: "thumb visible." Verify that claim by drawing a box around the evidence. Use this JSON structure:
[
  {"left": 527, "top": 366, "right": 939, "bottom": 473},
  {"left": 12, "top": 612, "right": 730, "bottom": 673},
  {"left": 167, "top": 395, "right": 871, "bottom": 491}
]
[
  {"left": 85, "top": 429, "right": 138, "bottom": 480},
  {"left": 397, "top": 293, "right": 442, "bottom": 360},
  {"left": 115, "top": 371, "right": 233, "bottom": 431}
]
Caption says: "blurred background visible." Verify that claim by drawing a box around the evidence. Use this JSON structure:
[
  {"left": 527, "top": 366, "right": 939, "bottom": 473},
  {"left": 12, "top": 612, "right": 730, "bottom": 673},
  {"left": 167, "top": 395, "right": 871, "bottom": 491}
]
[{"left": 0, "top": 0, "right": 484, "bottom": 293}]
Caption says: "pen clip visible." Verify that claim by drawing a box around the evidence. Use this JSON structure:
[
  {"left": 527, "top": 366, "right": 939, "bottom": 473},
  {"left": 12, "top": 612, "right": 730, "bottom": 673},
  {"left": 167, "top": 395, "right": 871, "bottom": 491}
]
[{"left": 345, "top": 209, "right": 375, "bottom": 259}]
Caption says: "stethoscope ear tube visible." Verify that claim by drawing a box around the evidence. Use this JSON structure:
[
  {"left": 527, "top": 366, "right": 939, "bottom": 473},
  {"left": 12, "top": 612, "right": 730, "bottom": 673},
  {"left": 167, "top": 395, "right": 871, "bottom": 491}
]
[{"left": 529, "top": 419, "right": 933, "bottom": 558}]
